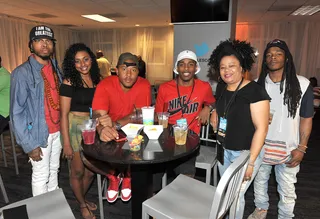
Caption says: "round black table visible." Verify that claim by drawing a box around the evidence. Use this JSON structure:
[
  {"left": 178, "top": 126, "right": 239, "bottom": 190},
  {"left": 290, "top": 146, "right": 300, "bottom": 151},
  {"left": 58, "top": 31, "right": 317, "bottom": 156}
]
[{"left": 81, "top": 128, "right": 200, "bottom": 219}]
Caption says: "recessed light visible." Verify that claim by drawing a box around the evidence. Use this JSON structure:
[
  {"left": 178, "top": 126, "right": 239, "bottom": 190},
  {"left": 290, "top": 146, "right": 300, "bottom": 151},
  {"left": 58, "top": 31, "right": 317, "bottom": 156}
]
[
  {"left": 291, "top": 5, "right": 320, "bottom": 16},
  {"left": 135, "top": 24, "right": 140, "bottom": 27},
  {"left": 81, "top": 14, "right": 115, "bottom": 22}
]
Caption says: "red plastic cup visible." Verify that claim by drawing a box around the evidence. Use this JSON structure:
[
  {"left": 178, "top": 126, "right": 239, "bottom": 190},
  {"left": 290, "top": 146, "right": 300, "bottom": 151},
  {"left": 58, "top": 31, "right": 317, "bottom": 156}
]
[
  {"left": 81, "top": 119, "right": 97, "bottom": 145},
  {"left": 82, "top": 129, "right": 96, "bottom": 145}
]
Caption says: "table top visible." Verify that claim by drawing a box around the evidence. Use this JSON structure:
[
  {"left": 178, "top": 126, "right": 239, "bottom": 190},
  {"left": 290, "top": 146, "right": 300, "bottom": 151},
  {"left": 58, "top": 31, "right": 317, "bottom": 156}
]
[{"left": 82, "top": 128, "right": 200, "bottom": 165}]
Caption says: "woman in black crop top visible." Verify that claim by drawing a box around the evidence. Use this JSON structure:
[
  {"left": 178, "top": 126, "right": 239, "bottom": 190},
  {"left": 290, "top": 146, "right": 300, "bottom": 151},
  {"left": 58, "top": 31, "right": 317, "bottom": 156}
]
[
  {"left": 207, "top": 39, "right": 270, "bottom": 219},
  {"left": 60, "top": 43, "right": 101, "bottom": 219}
]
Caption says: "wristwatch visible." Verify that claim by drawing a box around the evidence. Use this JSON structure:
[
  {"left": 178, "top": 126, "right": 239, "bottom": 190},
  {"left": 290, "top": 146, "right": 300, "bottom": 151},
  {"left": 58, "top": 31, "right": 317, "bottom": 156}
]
[{"left": 115, "top": 121, "right": 122, "bottom": 130}]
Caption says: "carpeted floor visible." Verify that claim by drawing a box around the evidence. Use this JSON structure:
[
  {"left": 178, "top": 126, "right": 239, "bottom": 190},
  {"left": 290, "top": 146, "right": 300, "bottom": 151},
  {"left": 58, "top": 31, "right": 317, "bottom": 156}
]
[{"left": 0, "top": 113, "right": 319, "bottom": 219}]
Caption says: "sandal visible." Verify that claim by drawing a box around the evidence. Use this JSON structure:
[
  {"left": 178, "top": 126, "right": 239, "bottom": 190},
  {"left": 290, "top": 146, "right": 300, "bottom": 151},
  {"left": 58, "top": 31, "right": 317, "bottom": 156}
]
[
  {"left": 85, "top": 200, "right": 97, "bottom": 211},
  {"left": 80, "top": 205, "right": 96, "bottom": 219}
]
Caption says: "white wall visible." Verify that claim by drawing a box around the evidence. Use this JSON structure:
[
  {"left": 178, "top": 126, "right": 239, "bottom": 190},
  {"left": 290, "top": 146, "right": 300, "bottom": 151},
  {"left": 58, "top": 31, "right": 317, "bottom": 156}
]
[{"left": 173, "top": 0, "right": 238, "bottom": 82}]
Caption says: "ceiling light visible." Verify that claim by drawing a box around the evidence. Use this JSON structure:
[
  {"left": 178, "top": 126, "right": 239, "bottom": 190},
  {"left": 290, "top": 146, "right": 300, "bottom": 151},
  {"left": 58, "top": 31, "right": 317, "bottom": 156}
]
[
  {"left": 135, "top": 24, "right": 140, "bottom": 27},
  {"left": 291, "top": 5, "right": 320, "bottom": 16},
  {"left": 81, "top": 14, "right": 115, "bottom": 22}
]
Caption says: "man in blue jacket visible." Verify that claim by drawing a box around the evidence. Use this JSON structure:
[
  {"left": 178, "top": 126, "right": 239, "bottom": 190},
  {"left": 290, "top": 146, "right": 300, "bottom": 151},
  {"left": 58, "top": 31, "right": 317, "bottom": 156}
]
[{"left": 10, "top": 25, "right": 63, "bottom": 196}]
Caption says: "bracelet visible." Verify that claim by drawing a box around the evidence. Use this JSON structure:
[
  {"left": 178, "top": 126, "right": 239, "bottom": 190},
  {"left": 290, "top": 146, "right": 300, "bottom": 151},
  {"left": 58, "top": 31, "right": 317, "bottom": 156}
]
[
  {"left": 296, "top": 147, "right": 306, "bottom": 154},
  {"left": 298, "top": 144, "right": 308, "bottom": 148},
  {"left": 248, "top": 162, "right": 255, "bottom": 167}
]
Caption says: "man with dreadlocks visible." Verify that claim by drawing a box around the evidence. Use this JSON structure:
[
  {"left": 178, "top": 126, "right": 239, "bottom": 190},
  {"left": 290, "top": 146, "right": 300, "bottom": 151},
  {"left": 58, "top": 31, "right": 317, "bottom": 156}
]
[
  {"left": 10, "top": 25, "right": 63, "bottom": 196},
  {"left": 248, "top": 39, "right": 314, "bottom": 219}
]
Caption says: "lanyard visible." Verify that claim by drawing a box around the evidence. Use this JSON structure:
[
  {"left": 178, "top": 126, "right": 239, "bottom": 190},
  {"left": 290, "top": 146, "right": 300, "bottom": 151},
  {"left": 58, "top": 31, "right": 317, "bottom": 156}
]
[
  {"left": 176, "top": 78, "right": 195, "bottom": 117},
  {"left": 221, "top": 77, "right": 244, "bottom": 118}
]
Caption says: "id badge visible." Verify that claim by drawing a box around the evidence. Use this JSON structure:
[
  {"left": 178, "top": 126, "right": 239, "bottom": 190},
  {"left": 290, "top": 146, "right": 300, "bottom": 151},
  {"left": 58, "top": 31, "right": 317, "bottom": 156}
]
[{"left": 218, "top": 117, "right": 227, "bottom": 138}]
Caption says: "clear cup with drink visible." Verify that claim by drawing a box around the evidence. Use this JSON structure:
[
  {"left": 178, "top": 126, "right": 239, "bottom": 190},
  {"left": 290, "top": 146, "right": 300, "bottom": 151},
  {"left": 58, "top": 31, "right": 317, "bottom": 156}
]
[
  {"left": 141, "top": 106, "right": 155, "bottom": 125},
  {"left": 157, "top": 112, "right": 170, "bottom": 128},
  {"left": 173, "top": 125, "right": 188, "bottom": 145},
  {"left": 80, "top": 119, "right": 97, "bottom": 145}
]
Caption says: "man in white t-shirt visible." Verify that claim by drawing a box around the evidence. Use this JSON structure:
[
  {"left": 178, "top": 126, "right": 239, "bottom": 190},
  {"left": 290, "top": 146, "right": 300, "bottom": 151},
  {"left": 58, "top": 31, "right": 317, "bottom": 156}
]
[
  {"left": 96, "top": 50, "right": 111, "bottom": 79},
  {"left": 248, "top": 39, "right": 314, "bottom": 219}
]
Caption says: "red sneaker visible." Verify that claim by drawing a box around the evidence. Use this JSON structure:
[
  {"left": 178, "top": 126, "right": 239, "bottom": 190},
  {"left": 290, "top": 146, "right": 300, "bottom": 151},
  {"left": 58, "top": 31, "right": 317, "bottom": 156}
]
[
  {"left": 105, "top": 174, "right": 122, "bottom": 203},
  {"left": 121, "top": 176, "right": 131, "bottom": 202}
]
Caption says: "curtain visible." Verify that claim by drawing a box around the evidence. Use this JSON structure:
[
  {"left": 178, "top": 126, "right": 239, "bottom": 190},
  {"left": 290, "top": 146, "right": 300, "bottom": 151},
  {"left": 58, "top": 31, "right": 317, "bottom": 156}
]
[
  {"left": 236, "top": 21, "right": 320, "bottom": 81},
  {"left": 1, "top": 13, "right": 319, "bottom": 83},
  {"left": 0, "top": 14, "right": 80, "bottom": 72},
  {"left": 79, "top": 27, "right": 174, "bottom": 85}
]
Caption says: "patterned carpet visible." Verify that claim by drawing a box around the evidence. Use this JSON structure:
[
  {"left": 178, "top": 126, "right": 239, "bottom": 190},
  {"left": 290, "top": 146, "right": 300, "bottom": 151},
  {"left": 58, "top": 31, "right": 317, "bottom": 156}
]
[{"left": 0, "top": 114, "right": 319, "bottom": 219}]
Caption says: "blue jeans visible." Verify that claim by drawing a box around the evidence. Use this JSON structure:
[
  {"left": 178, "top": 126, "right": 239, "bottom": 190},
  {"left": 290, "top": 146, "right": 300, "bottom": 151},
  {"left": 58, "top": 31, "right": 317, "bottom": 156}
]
[
  {"left": 218, "top": 148, "right": 264, "bottom": 219},
  {"left": 253, "top": 163, "right": 300, "bottom": 219}
]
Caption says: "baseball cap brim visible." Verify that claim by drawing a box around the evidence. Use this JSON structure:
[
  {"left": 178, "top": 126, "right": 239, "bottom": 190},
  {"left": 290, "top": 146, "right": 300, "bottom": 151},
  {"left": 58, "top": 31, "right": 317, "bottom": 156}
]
[{"left": 31, "top": 35, "right": 56, "bottom": 41}]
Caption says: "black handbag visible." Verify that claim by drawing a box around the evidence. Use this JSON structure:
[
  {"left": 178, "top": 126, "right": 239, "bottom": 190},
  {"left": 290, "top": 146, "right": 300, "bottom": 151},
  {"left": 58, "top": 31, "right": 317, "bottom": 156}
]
[{"left": 216, "top": 135, "right": 225, "bottom": 165}]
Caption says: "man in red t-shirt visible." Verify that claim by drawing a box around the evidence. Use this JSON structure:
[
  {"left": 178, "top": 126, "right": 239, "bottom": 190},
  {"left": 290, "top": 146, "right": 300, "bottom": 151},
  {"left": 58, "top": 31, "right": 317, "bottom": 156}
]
[
  {"left": 92, "top": 52, "right": 151, "bottom": 203},
  {"left": 156, "top": 50, "right": 215, "bottom": 134},
  {"left": 155, "top": 50, "right": 215, "bottom": 182}
]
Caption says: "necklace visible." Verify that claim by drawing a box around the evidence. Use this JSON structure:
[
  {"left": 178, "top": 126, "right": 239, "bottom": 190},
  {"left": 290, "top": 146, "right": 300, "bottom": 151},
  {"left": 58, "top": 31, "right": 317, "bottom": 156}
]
[
  {"left": 175, "top": 78, "right": 195, "bottom": 117},
  {"left": 41, "top": 69, "right": 60, "bottom": 124},
  {"left": 218, "top": 78, "right": 244, "bottom": 118},
  {"left": 81, "top": 77, "right": 93, "bottom": 88}
]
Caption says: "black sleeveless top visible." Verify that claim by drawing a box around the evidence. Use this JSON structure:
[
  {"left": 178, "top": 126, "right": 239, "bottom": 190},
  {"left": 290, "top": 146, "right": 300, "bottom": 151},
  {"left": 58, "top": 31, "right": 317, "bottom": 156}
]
[{"left": 60, "top": 84, "right": 95, "bottom": 112}]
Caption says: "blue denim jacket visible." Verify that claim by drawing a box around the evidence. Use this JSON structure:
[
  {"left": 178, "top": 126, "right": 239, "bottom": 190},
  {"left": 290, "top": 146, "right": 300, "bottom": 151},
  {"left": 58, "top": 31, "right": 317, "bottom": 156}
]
[{"left": 10, "top": 56, "right": 62, "bottom": 153}]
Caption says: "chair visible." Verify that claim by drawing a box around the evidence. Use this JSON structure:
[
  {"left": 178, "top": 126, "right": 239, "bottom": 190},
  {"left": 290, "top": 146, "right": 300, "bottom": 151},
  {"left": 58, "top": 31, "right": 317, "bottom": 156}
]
[
  {"left": 0, "top": 188, "right": 75, "bottom": 219},
  {"left": 0, "top": 120, "right": 19, "bottom": 175},
  {"left": 142, "top": 151, "right": 250, "bottom": 219},
  {"left": 97, "top": 174, "right": 106, "bottom": 219},
  {"left": 0, "top": 173, "right": 9, "bottom": 203},
  {"left": 196, "top": 123, "right": 218, "bottom": 185}
]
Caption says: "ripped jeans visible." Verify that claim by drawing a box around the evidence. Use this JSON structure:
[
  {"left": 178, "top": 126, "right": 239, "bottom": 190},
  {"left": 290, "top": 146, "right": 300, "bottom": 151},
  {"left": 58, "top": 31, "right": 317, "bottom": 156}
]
[{"left": 253, "top": 163, "right": 300, "bottom": 219}]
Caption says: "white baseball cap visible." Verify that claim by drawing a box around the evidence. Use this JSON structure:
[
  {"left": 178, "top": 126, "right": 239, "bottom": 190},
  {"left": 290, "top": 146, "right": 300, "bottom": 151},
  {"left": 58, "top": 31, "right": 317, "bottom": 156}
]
[{"left": 173, "top": 50, "right": 201, "bottom": 74}]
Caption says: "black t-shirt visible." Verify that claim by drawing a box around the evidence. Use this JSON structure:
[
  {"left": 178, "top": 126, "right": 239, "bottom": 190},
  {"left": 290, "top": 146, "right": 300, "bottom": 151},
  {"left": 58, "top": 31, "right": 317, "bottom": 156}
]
[
  {"left": 60, "top": 84, "right": 95, "bottom": 112},
  {"left": 300, "top": 84, "right": 314, "bottom": 118},
  {"left": 216, "top": 81, "right": 270, "bottom": 151}
]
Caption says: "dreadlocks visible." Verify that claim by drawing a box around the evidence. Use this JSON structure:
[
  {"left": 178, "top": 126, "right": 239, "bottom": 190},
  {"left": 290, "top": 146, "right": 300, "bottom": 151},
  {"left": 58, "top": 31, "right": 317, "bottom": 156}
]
[
  {"left": 257, "top": 39, "right": 301, "bottom": 118},
  {"left": 207, "top": 39, "right": 255, "bottom": 81},
  {"left": 62, "top": 43, "right": 100, "bottom": 88}
]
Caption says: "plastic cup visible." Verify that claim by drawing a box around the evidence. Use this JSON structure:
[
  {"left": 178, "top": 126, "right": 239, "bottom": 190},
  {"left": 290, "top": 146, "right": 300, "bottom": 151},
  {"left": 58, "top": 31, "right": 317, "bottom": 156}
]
[
  {"left": 81, "top": 119, "right": 97, "bottom": 145},
  {"left": 173, "top": 125, "right": 188, "bottom": 145},
  {"left": 157, "top": 112, "right": 170, "bottom": 128},
  {"left": 142, "top": 106, "right": 155, "bottom": 125},
  {"left": 269, "top": 109, "right": 275, "bottom": 124},
  {"left": 130, "top": 110, "right": 143, "bottom": 124}
]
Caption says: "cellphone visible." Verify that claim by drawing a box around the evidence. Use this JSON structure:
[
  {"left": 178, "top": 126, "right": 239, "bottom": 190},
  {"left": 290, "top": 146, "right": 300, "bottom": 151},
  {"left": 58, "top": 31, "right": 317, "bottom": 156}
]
[{"left": 115, "top": 132, "right": 127, "bottom": 142}]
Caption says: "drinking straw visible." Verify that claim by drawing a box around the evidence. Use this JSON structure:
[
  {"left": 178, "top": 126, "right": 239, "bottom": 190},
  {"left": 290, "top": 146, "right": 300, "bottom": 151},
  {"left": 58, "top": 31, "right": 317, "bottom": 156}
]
[
  {"left": 162, "top": 103, "right": 167, "bottom": 121},
  {"left": 133, "top": 104, "right": 138, "bottom": 121},
  {"left": 89, "top": 107, "right": 94, "bottom": 128}
]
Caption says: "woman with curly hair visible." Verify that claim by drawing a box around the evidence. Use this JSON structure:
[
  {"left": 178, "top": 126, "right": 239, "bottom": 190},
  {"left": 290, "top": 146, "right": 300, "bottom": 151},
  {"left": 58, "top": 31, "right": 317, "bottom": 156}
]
[
  {"left": 60, "top": 43, "right": 100, "bottom": 219},
  {"left": 208, "top": 39, "right": 270, "bottom": 219}
]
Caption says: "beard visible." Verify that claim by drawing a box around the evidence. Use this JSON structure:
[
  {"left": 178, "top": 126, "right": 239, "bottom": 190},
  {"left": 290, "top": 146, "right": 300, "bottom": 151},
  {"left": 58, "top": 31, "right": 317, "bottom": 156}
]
[{"left": 33, "top": 50, "right": 52, "bottom": 60}]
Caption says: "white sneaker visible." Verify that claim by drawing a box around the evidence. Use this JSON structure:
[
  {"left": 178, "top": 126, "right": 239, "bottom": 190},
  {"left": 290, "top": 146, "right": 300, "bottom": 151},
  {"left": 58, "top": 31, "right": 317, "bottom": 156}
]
[{"left": 247, "top": 208, "right": 268, "bottom": 219}]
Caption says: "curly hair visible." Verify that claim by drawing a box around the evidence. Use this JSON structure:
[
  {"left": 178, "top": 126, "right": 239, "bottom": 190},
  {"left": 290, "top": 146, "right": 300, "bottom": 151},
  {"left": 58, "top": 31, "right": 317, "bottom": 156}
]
[
  {"left": 62, "top": 43, "right": 100, "bottom": 87},
  {"left": 207, "top": 39, "right": 255, "bottom": 81},
  {"left": 257, "top": 39, "right": 301, "bottom": 118}
]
